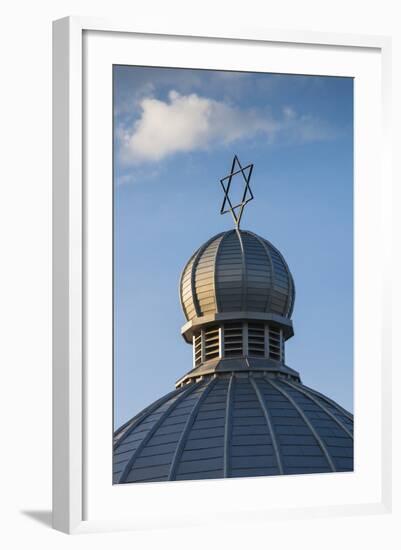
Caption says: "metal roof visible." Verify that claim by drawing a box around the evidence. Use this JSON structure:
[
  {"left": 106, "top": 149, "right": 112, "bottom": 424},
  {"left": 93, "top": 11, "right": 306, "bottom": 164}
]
[
  {"left": 180, "top": 229, "right": 295, "bottom": 323},
  {"left": 113, "top": 372, "right": 353, "bottom": 483},
  {"left": 114, "top": 223, "right": 353, "bottom": 484}
]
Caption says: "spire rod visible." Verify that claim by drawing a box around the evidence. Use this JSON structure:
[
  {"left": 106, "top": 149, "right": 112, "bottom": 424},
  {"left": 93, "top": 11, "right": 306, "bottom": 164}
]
[{"left": 219, "top": 155, "right": 254, "bottom": 229}]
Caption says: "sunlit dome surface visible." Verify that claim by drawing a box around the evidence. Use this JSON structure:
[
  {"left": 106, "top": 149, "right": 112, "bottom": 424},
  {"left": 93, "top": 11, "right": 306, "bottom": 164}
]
[{"left": 180, "top": 229, "right": 295, "bottom": 322}]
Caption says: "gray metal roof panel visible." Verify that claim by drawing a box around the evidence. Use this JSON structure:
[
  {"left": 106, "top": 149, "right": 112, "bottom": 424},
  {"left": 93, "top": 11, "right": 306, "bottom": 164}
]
[{"left": 114, "top": 374, "right": 353, "bottom": 483}]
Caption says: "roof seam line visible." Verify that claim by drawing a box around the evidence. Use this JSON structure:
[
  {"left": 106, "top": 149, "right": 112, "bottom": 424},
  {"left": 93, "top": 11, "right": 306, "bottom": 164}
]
[
  {"left": 246, "top": 230, "right": 275, "bottom": 314},
  {"left": 281, "top": 379, "right": 353, "bottom": 440},
  {"left": 213, "top": 231, "right": 232, "bottom": 314},
  {"left": 179, "top": 250, "right": 196, "bottom": 320},
  {"left": 168, "top": 377, "right": 219, "bottom": 481},
  {"left": 113, "top": 386, "right": 186, "bottom": 450},
  {"left": 235, "top": 229, "right": 247, "bottom": 312},
  {"left": 223, "top": 374, "right": 235, "bottom": 477},
  {"left": 299, "top": 384, "right": 354, "bottom": 421},
  {"left": 190, "top": 249, "right": 203, "bottom": 317},
  {"left": 249, "top": 376, "right": 284, "bottom": 475},
  {"left": 119, "top": 382, "right": 202, "bottom": 483},
  {"left": 264, "top": 376, "right": 337, "bottom": 472},
  {"left": 260, "top": 235, "right": 295, "bottom": 316},
  {"left": 190, "top": 233, "right": 225, "bottom": 317}
]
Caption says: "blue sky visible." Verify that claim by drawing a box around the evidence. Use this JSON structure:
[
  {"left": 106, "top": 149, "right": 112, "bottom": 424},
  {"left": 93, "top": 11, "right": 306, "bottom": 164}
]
[{"left": 113, "top": 66, "right": 353, "bottom": 429}]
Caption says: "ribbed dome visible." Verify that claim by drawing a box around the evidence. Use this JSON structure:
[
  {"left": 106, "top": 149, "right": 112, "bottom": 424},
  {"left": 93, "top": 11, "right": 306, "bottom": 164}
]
[
  {"left": 113, "top": 373, "right": 353, "bottom": 483},
  {"left": 114, "top": 157, "right": 354, "bottom": 485},
  {"left": 180, "top": 229, "right": 295, "bottom": 322}
]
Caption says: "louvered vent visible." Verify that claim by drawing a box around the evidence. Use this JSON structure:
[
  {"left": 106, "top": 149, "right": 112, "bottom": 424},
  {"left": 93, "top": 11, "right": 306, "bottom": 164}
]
[
  {"left": 224, "top": 323, "right": 243, "bottom": 357},
  {"left": 268, "top": 326, "right": 283, "bottom": 361},
  {"left": 193, "top": 331, "right": 202, "bottom": 367},
  {"left": 204, "top": 325, "right": 220, "bottom": 361},
  {"left": 193, "top": 322, "right": 286, "bottom": 366},
  {"left": 248, "top": 323, "right": 265, "bottom": 357}
]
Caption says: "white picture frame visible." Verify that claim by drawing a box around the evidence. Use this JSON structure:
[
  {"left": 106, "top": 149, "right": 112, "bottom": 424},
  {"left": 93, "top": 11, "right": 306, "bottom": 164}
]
[{"left": 52, "top": 16, "right": 393, "bottom": 535}]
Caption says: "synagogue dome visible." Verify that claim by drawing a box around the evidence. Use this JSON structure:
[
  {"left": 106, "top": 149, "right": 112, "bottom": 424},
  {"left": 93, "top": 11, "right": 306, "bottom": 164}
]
[
  {"left": 113, "top": 156, "right": 353, "bottom": 485},
  {"left": 114, "top": 373, "right": 353, "bottom": 483},
  {"left": 180, "top": 229, "right": 295, "bottom": 323}
]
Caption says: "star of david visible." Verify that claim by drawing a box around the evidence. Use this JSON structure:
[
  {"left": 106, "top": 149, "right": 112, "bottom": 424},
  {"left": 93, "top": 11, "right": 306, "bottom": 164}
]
[{"left": 220, "top": 155, "right": 254, "bottom": 228}]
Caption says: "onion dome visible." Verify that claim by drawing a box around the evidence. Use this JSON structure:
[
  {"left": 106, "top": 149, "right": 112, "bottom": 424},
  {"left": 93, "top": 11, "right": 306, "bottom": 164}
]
[
  {"left": 180, "top": 229, "right": 295, "bottom": 322},
  {"left": 177, "top": 228, "right": 297, "bottom": 386},
  {"left": 113, "top": 373, "right": 353, "bottom": 483}
]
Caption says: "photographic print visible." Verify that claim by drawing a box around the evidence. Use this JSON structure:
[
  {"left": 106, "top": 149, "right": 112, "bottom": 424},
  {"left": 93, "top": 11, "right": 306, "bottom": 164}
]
[{"left": 112, "top": 66, "right": 353, "bottom": 484}]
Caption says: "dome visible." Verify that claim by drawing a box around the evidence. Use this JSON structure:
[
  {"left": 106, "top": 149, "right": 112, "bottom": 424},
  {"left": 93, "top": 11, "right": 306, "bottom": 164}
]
[
  {"left": 113, "top": 372, "right": 353, "bottom": 483},
  {"left": 180, "top": 229, "right": 295, "bottom": 323},
  {"left": 113, "top": 156, "right": 353, "bottom": 485}
]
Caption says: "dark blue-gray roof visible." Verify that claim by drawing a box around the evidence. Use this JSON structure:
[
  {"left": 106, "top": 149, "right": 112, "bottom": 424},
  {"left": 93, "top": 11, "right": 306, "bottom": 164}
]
[{"left": 113, "top": 373, "right": 353, "bottom": 483}]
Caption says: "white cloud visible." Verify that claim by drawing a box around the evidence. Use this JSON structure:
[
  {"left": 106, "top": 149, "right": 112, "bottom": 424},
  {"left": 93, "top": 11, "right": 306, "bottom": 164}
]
[{"left": 118, "top": 90, "right": 334, "bottom": 165}]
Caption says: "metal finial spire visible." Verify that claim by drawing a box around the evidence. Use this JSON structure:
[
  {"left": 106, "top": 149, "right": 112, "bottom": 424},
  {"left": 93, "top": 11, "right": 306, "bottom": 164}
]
[{"left": 219, "top": 155, "right": 254, "bottom": 229}]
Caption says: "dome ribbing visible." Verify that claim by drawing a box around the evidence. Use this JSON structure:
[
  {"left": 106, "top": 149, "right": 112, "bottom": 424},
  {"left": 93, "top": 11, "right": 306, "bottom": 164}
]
[
  {"left": 113, "top": 373, "right": 353, "bottom": 483},
  {"left": 180, "top": 229, "right": 295, "bottom": 323}
]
